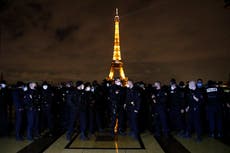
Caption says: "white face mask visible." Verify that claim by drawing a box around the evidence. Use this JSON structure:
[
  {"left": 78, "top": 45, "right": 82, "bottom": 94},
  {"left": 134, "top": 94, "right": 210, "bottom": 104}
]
[
  {"left": 91, "top": 87, "right": 95, "bottom": 92},
  {"left": 85, "top": 86, "right": 91, "bottom": 91},
  {"left": 189, "top": 81, "right": 196, "bottom": 90},
  {"left": 78, "top": 84, "right": 84, "bottom": 90},
  {"left": 170, "top": 85, "right": 176, "bottom": 90},
  {"left": 43, "top": 85, "right": 48, "bottom": 90},
  {"left": 115, "top": 80, "right": 121, "bottom": 86},
  {"left": 23, "top": 86, "right": 28, "bottom": 92},
  {"left": 154, "top": 83, "right": 161, "bottom": 90},
  {"left": 127, "top": 81, "right": 133, "bottom": 89},
  {"left": 1, "top": 84, "right": 6, "bottom": 88}
]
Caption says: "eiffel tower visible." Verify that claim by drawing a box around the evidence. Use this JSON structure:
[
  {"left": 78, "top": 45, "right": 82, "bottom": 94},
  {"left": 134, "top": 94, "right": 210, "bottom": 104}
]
[{"left": 106, "top": 8, "right": 128, "bottom": 85}]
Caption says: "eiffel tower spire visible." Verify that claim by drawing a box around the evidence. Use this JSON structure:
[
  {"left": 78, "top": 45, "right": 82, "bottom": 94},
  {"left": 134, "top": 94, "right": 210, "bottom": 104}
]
[{"left": 107, "top": 8, "right": 128, "bottom": 85}]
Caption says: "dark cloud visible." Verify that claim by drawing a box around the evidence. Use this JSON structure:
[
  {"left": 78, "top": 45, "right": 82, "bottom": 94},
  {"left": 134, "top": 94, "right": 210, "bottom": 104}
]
[{"left": 1, "top": 0, "right": 230, "bottom": 83}]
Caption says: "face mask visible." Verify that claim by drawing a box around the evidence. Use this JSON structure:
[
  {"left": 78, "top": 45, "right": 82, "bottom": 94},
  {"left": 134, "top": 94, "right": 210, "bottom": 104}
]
[
  {"left": 189, "top": 82, "right": 196, "bottom": 90},
  {"left": 43, "top": 85, "right": 48, "bottom": 90},
  {"left": 23, "top": 86, "right": 28, "bottom": 92},
  {"left": 197, "top": 82, "right": 203, "bottom": 88},
  {"left": 171, "top": 85, "right": 176, "bottom": 90},
  {"left": 85, "top": 86, "right": 91, "bottom": 91},
  {"left": 115, "top": 81, "right": 121, "bottom": 86},
  {"left": 91, "top": 87, "right": 95, "bottom": 92},
  {"left": 1, "top": 84, "right": 6, "bottom": 88}
]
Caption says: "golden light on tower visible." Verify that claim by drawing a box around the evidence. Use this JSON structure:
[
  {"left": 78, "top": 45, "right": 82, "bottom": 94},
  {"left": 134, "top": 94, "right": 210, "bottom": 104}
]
[{"left": 107, "top": 8, "right": 128, "bottom": 85}]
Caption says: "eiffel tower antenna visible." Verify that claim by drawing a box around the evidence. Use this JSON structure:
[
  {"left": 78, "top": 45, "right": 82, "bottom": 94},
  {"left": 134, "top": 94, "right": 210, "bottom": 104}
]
[{"left": 106, "top": 8, "right": 128, "bottom": 86}]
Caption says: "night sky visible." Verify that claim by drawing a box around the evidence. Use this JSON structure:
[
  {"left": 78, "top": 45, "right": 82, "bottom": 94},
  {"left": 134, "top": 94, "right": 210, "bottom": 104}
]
[{"left": 1, "top": 0, "right": 230, "bottom": 84}]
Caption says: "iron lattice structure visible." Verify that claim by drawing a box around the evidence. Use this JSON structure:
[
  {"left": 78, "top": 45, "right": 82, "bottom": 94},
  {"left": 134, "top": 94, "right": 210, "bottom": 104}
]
[{"left": 107, "top": 8, "right": 128, "bottom": 85}]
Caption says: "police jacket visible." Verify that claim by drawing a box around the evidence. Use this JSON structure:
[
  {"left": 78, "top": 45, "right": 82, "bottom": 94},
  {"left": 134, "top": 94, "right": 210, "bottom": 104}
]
[
  {"left": 41, "top": 89, "right": 53, "bottom": 108},
  {"left": 185, "top": 89, "right": 204, "bottom": 111},
  {"left": 12, "top": 88, "right": 24, "bottom": 110},
  {"left": 66, "top": 87, "right": 76, "bottom": 106},
  {"left": 24, "top": 89, "right": 38, "bottom": 110},
  {"left": 169, "top": 87, "right": 185, "bottom": 110},
  {"left": 109, "top": 84, "right": 123, "bottom": 107},
  {"left": 125, "top": 87, "right": 141, "bottom": 112},
  {"left": 205, "top": 85, "right": 222, "bottom": 106},
  {"left": 152, "top": 89, "right": 168, "bottom": 109},
  {"left": 76, "top": 89, "right": 88, "bottom": 112}
]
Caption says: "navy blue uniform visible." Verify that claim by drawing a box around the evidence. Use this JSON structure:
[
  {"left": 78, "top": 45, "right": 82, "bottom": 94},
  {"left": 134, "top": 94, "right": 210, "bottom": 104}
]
[
  {"left": 108, "top": 84, "right": 124, "bottom": 135},
  {"left": 125, "top": 87, "right": 141, "bottom": 139},
  {"left": 168, "top": 87, "right": 186, "bottom": 134},
  {"left": 185, "top": 89, "right": 204, "bottom": 141},
  {"left": 66, "top": 87, "right": 78, "bottom": 140},
  {"left": 151, "top": 88, "right": 169, "bottom": 137},
  {"left": 205, "top": 85, "right": 223, "bottom": 137},
  {"left": 40, "top": 88, "right": 53, "bottom": 134},
  {"left": 0, "top": 87, "right": 8, "bottom": 136},
  {"left": 223, "top": 86, "right": 230, "bottom": 137},
  {"left": 93, "top": 84, "right": 106, "bottom": 132},
  {"left": 77, "top": 89, "right": 89, "bottom": 140},
  {"left": 12, "top": 87, "right": 25, "bottom": 140},
  {"left": 24, "top": 88, "right": 37, "bottom": 140}
]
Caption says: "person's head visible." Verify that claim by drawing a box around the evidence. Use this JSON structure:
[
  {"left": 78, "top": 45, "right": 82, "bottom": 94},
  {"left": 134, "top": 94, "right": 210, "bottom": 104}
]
[
  {"left": 85, "top": 82, "right": 91, "bottom": 92},
  {"left": 0, "top": 80, "right": 7, "bottom": 89},
  {"left": 42, "top": 81, "right": 49, "bottom": 90},
  {"left": 154, "top": 81, "right": 161, "bottom": 90},
  {"left": 76, "top": 81, "right": 84, "bottom": 90},
  {"left": 196, "top": 78, "right": 203, "bottom": 88},
  {"left": 127, "top": 80, "right": 134, "bottom": 89},
  {"left": 189, "top": 80, "right": 196, "bottom": 90},
  {"left": 114, "top": 78, "right": 121, "bottom": 86},
  {"left": 29, "top": 82, "right": 37, "bottom": 90}
]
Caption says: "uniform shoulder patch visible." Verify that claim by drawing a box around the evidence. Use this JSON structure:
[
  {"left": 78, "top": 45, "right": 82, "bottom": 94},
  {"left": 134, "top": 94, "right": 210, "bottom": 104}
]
[{"left": 206, "top": 88, "right": 217, "bottom": 93}]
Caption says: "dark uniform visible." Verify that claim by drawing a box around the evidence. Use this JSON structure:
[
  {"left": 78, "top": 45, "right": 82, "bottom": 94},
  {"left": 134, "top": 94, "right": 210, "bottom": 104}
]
[
  {"left": 168, "top": 86, "right": 186, "bottom": 135},
  {"left": 0, "top": 82, "right": 8, "bottom": 137},
  {"left": 222, "top": 84, "right": 230, "bottom": 138},
  {"left": 33, "top": 87, "right": 41, "bottom": 138},
  {"left": 150, "top": 88, "right": 169, "bottom": 137},
  {"left": 66, "top": 85, "right": 78, "bottom": 141},
  {"left": 205, "top": 81, "right": 223, "bottom": 138},
  {"left": 125, "top": 86, "right": 141, "bottom": 139},
  {"left": 12, "top": 83, "right": 25, "bottom": 140},
  {"left": 108, "top": 83, "right": 124, "bottom": 135},
  {"left": 77, "top": 84, "right": 88, "bottom": 140},
  {"left": 185, "top": 88, "right": 204, "bottom": 141},
  {"left": 93, "top": 83, "right": 105, "bottom": 132},
  {"left": 24, "top": 86, "right": 37, "bottom": 140},
  {"left": 40, "top": 83, "right": 53, "bottom": 135}
]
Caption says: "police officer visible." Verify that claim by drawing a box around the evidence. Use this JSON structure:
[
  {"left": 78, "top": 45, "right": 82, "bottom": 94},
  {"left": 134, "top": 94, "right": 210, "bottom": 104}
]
[
  {"left": 222, "top": 82, "right": 230, "bottom": 138},
  {"left": 86, "top": 82, "right": 95, "bottom": 136},
  {"left": 108, "top": 78, "right": 124, "bottom": 136},
  {"left": 0, "top": 80, "right": 8, "bottom": 137},
  {"left": 124, "top": 80, "right": 141, "bottom": 139},
  {"left": 12, "top": 81, "right": 25, "bottom": 140},
  {"left": 92, "top": 81, "right": 104, "bottom": 132},
  {"left": 205, "top": 80, "right": 223, "bottom": 138},
  {"left": 40, "top": 81, "right": 53, "bottom": 136},
  {"left": 24, "top": 82, "right": 37, "bottom": 140},
  {"left": 33, "top": 83, "right": 41, "bottom": 139},
  {"left": 150, "top": 81, "right": 169, "bottom": 137},
  {"left": 76, "top": 81, "right": 89, "bottom": 140},
  {"left": 184, "top": 81, "right": 204, "bottom": 142},
  {"left": 168, "top": 79, "right": 186, "bottom": 136},
  {"left": 66, "top": 81, "right": 78, "bottom": 141}
]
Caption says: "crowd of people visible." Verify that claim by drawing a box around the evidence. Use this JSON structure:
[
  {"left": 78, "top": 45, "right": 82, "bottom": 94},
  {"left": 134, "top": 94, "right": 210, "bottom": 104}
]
[{"left": 0, "top": 78, "right": 229, "bottom": 142}]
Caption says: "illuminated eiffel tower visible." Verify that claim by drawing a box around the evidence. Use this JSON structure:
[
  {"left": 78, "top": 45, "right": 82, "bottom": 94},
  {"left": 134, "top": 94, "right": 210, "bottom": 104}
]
[{"left": 107, "top": 8, "right": 128, "bottom": 85}]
